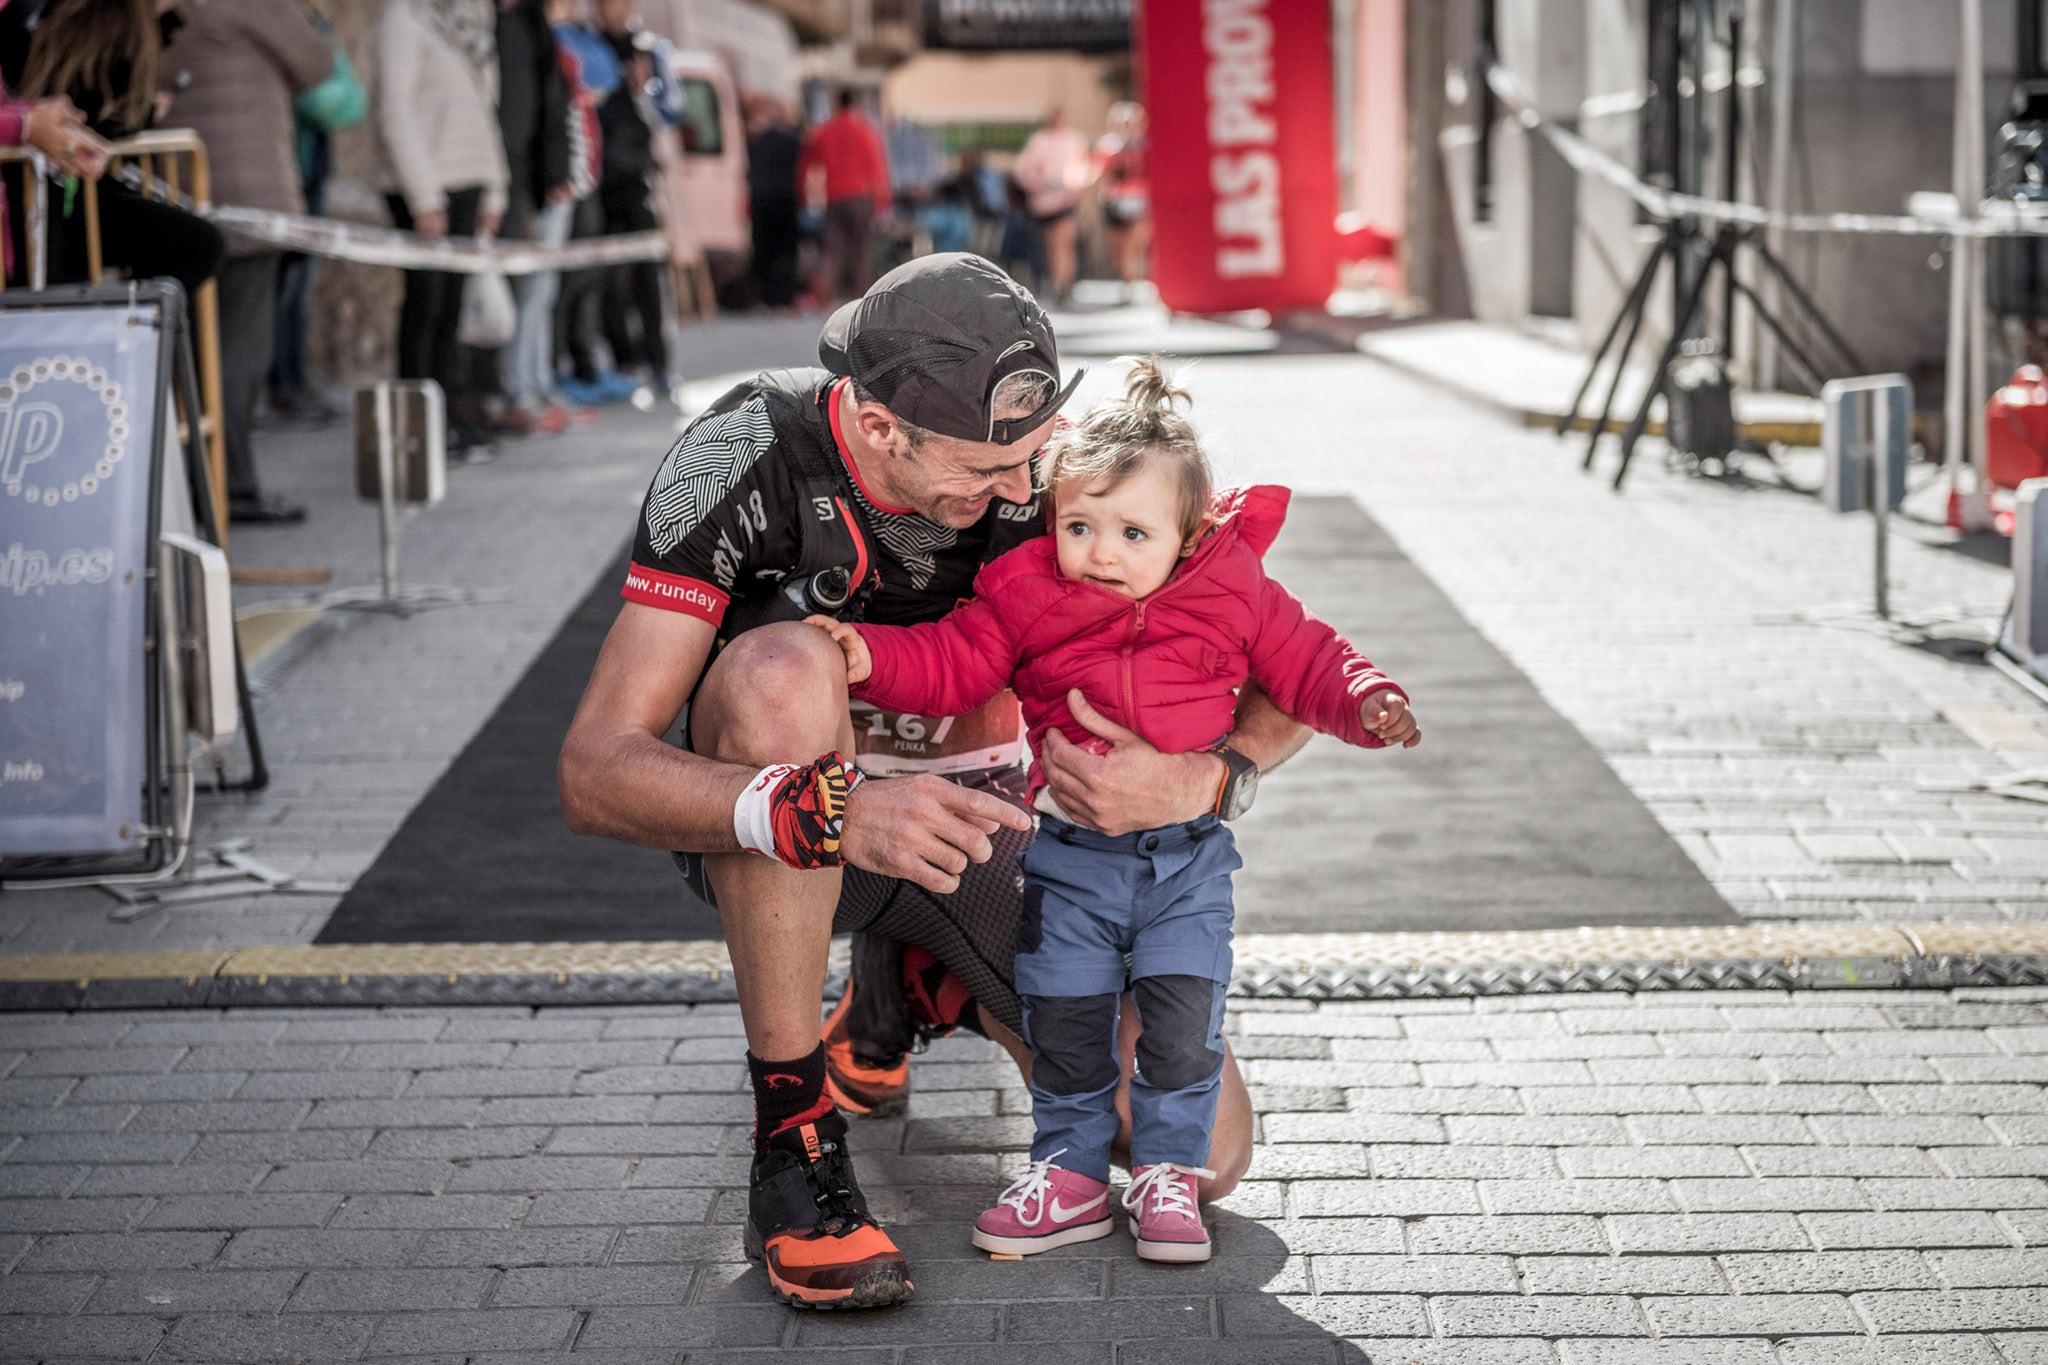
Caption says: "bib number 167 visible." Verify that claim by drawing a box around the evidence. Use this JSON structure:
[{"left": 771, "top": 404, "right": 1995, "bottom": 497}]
[{"left": 862, "top": 710, "right": 954, "bottom": 745}]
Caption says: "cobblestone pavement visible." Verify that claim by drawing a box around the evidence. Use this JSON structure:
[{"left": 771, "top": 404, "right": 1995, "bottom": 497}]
[
  {"left": 6, "top": 991, "right": 2048, "bottom": 1361},
  {"left": 7, "top": 310, "right": 2048, "bottom": 1357}
]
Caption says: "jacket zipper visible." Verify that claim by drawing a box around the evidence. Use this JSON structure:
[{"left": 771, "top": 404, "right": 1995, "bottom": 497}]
[
  {"left": 1082, "top": 533, "right": 1227, "bottom": 735},
  {"left": 1120, "top": 601, "right": 1145, "bottom": 725}
]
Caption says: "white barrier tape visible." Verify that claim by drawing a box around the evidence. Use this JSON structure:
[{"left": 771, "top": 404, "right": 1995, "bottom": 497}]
[
  {"left": 1486, "top": 65, "right": 2048, "bottom": 240},
  {"left": 102, "top": 164, "right": 669, "bottom": 275},
  {"left": 207, "top": 207, "right": 669, "bottom": 275}
]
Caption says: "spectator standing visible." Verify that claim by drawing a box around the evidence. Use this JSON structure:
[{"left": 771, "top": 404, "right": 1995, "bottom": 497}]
[
  {"left": 1095, "top": 101, "right": 1149, "bottom": 302},
  {"left": 744, "top": 93, "right": 799, "bottom": 309},
  {"left": 1013, "top": 107, "right": 1092, "bottom": 304},
  {"left": 954, "top": 146, "right": 1005, "bottom": 257},
  {"left": 548, "top": 8, "right": 621, "bottom": 405},
  {"left": 495, "top": 0, "right": 576, "bottom": 433},
  {"left": 163, "top": 0, "right": 336, "bottom": 524},
  {"left": 267, "top": 0, "right": 360, "bottom": 429},
  {"left": 591, "top": 0, "right": 669, "bottom": 398},
  {"left": 0, "top": 0, "right": 225, "bottom": 300},
  {"left": 997, "top": 167, "right": 1044, "bottom": 295},
  {"left": 799, "top": 88, "right": 888, "bottom": 302},
  {"left": 920, "top": 156, "right": 974, "bottom": 257},
  {"left": 373, "top": 0, "right": 509, "bottom": 458}
]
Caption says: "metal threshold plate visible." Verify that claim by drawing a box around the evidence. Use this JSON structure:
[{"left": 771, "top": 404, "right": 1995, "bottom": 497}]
[{"left": 5, "top": 924, "right": 2048, "bottom": 1009}]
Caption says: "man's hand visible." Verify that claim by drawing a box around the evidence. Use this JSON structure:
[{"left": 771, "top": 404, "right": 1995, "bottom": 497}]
[
  {"left": 414, "top": 208, "right": 450, "bottom": 239},
  {"left": 478, "top": 208, "right": 503, "bottom": 240},
  {"left": 802, "top": 614, "right": 872, "bottom": 685},
  {"left": 1039, "top": 690, "right": 1222, "bottom": 836},
  {"left": 1363, "top": 692, "right": 1420, "bottom": 749},
  {"left": 839, "top": 773, "right": 1032, "bottom": 895}
]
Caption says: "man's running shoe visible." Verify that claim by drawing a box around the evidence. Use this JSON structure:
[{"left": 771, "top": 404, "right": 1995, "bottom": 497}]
[
  {"left": 823, "top": 939, "right": 987, "bottom": 1117},
  {"left": 971, "top": 1153, "right": 1114, "bottom": 1256},
  {"left": 822, "top": 983, "right": 911, "bottom": 1119},
  {"left": 744, "top": 1109, "right": 912, "bottom": 1309},
  {"left": 903, "top": 943, "right": 981, "bottom": 1040}
]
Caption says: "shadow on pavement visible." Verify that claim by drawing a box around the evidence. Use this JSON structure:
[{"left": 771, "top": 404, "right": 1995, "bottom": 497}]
[
  {"left": 1938, "top": 528, "right": 2015, "bottom": 568},
  {"left": 736, "top": 1200, "right": 1375, "bottom": 1362}
]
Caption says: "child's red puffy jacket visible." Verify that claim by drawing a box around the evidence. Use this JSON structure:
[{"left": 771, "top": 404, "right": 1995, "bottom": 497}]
[{"left": 851, "top": 484, "right": 1405, "bottom": 795}]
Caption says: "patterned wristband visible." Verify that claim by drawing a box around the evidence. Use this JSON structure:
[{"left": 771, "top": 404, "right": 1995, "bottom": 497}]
[{"left": 733, "top": 752, "right": 861, "bottom": 870}]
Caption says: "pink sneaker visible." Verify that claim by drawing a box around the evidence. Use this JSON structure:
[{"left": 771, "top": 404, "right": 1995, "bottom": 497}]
[
  {"left": 1124, "top": 1162, "right": 1213, "bottom": 1263},
  {"left": 971, "top": 1155, "right": 1115, "bottom": 1256}
]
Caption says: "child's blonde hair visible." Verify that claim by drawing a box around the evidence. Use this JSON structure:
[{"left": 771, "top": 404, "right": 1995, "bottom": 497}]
[{"left": 1041, "top": 356, "right": 1212, "bottom": 542}]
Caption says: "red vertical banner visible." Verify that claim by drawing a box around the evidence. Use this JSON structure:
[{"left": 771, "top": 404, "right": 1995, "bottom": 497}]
[{"left": 1138, "top": 0, "right": 1340, "bottom": 314}]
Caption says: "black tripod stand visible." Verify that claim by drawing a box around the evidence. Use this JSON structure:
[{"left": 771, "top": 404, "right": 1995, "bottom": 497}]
[
  {"left": 1559, "top": 217, "right": 1867, "bottom": 488},
  {"left": 1559, "top": 0, "right": 1866, "bottom": 489}
]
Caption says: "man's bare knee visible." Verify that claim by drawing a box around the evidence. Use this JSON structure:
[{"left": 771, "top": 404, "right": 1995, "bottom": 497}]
[{"left": 696, "top": 623, "right": 846, "bottom": 764}]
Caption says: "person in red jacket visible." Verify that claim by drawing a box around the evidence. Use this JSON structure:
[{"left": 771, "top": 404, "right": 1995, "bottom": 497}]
[
  {"left": 809, "top": 358, "right": 1419, "bottom": 1265},
  {"left": 798, "top": 87, "right": 890, "bottom": 303}
]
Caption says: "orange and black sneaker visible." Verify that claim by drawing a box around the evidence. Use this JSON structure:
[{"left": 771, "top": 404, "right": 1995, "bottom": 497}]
[
  {"left": 823, "top": 938, "right": 986, "bottom": 1118},
  {"left": 902, "top": 943, "right": 981, "bottom": 1040},
  {"left": 744, "top": 1108, "right": 912, "bottom": 1310},
  {"left": 822, "top": 984, "right": 912, "bottom": 1118}
]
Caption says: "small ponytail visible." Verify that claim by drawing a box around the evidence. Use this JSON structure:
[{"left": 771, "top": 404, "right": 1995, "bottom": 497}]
[
  {"left": 1122, "top": 355, "right": 1190, "bottom": 423},
  {"left": 1042, "top": 355, "right": 1212, "bottom": 540}
]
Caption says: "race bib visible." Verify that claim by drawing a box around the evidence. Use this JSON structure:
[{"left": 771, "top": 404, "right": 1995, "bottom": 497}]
[{"left": 850, "top": 690, "right": 1027, "bottom": 778}]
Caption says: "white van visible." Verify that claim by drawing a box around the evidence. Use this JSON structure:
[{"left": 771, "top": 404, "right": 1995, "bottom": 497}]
[
  {"left": 654, "top": 48, "right": 748, "bottom": 275},
  {"left": 636, "top": 0, "right": 801, "bottom": 300}
]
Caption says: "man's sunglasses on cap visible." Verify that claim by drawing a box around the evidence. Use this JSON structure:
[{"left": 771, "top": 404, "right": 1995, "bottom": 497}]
[{"left": 986, "top": 362, "right": 1084, "bottom": 446}]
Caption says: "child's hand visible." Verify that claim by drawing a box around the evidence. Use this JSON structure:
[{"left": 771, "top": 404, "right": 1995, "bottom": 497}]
[
  {"left": 1363, "top": 691, "right": 1420, "bottom": 748},
  {"left": 803, "top": 614, "right": 872, "bottom": 685}
]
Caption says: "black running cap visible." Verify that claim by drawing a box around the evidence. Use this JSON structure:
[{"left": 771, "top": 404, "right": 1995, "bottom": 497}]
[{"left": 819, "top": 253, "right": 1082, "bottom": 445}]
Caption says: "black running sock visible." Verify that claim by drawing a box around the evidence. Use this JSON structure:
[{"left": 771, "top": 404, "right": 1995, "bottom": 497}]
[{"left": 749, "top": 1044, "right": 832, "bottom": 1155}]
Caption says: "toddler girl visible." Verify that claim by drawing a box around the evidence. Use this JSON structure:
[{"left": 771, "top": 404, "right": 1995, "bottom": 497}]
[{"left": 808, "top": 357, "right": 1418, "bottom": 1263}]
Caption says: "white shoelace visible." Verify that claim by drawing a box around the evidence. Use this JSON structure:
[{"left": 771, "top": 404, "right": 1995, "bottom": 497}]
[
  {"left": 995, "top": 1150, "right": 1069, "bottom": 1229},
  {"left": 1122, "top": 1163, "right": 1215, "bottom": 1220}
]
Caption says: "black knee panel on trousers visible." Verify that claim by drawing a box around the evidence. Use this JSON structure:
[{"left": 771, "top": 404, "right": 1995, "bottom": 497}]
[
  {"left": 1023, "top": 993, "right": 1121, "bottom": 1096},
  {"left": 1133, "top": 975, "right": 1225, "bottom": 1091}
]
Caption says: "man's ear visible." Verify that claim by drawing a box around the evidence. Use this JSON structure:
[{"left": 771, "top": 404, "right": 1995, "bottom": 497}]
[
  {"left": 851, "top": 400, "right": 904, "bottom": 454},
  {"left": 1180, "top": 514, "right": 1215, "bottom": 557}
]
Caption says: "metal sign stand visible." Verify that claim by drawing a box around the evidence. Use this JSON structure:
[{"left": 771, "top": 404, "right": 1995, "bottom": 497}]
[
  {"left": 1819, "top": 375, "right": 1912, "bottom": 621},
  {"left": 0, "top": 273, "right": 270, "bottom": 892},
  {"left": 104, "top": 839, "right": 348, "bottom": 919},
  {"left": 314, "top": 382, "right": 480, "bottom": 617}
]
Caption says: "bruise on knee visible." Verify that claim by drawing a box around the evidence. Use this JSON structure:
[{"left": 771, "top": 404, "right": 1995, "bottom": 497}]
[
  {"left": 1023, "top": 993, "right": 1121, "bottom": 1096},
  {"left": 1132, "top": 975, "right": 1225, "bottom": 1092},
  {"left": 694, "top": 623, "right": 848, "bottom": 764}
]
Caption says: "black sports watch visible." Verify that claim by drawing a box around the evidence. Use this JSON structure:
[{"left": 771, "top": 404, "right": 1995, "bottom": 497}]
[{"left": 1210, "top": 744, "right": 1260, "bottom": 821}]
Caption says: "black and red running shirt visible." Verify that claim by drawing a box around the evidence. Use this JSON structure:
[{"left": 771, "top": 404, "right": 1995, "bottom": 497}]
[{"left": 625, "top": 368, "right": 1042, "bottom": 631}]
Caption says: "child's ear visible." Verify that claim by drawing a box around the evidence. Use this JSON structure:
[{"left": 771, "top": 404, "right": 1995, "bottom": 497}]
[{"left": 1180, "top": 515, "right": 1215, "bottom": 557}]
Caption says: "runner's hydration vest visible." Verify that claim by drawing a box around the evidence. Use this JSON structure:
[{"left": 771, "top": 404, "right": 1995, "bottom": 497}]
[{"left": 710, "top": 368, "right": 1044, "bottom": 645}]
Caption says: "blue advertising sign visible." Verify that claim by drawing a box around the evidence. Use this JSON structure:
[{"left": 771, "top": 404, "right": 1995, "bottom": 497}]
[{"left": 0, "top": 304, "right": 161, "bottom": 859}]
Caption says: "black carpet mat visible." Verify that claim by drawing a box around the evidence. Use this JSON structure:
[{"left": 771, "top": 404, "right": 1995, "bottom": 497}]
[
  {"left": 1234, "top": 497, "right": 1734, "bottom": 931},
  {"left": 316, "top": 498, "right": 1731, "bottom": 943},
  {"left": 316, "top": 548, "right": 721, "bottom": 944}
]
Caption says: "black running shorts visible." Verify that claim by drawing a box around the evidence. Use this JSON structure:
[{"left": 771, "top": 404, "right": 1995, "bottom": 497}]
[{"left": 675, "top": 766, "right": 1034, "bottom": 1036}]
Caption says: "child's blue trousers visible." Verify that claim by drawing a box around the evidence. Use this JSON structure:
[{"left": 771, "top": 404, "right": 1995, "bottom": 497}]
[{"left": 1013, "top": 814, "right": 1238, "bottom": 1183}]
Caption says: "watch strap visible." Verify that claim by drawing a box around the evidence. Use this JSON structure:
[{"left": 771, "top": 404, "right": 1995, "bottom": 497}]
[{"left": 1209, "top": 743, "right": 1257, "bottom": 818}]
